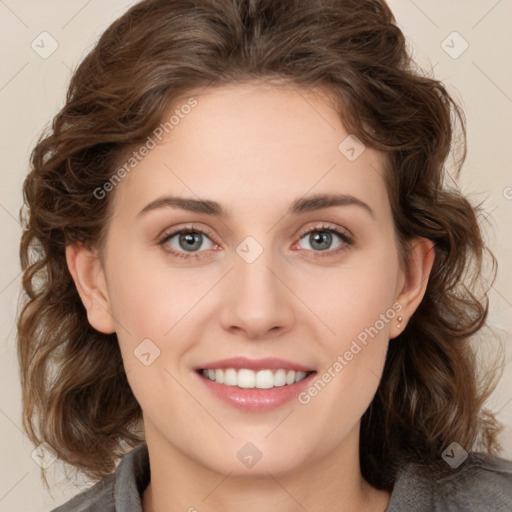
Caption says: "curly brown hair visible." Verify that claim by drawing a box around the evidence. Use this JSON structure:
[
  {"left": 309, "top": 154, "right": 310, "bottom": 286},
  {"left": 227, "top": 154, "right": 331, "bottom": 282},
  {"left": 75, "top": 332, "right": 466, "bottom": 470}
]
[{"left": 17, "top": 0, "right": 504, "bottom": 491}]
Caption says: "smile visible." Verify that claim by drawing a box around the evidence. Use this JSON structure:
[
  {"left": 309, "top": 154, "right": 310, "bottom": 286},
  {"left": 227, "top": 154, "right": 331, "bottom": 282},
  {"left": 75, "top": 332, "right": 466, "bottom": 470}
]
[{"left": 199, "top": 368, "right": 312, "bottom": 389}]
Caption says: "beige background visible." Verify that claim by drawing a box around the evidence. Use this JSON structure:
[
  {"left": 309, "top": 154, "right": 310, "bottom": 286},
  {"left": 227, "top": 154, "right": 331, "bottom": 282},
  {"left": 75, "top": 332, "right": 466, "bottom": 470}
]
[{"left": 1, "top": 1, "right": 511, "bottom": 510}]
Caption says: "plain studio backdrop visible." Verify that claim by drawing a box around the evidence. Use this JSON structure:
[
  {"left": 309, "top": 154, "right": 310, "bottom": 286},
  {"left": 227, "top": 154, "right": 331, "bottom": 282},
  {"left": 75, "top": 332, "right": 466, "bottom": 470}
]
[{"left": 1, "top": 1, "right": 511, "bottom": 510}]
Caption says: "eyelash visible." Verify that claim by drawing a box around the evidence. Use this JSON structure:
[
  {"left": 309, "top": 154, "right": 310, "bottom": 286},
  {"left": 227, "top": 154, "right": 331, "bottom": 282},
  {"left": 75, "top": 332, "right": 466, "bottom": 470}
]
[{"left": 157, "top": 223, "right": 353, "bottom": 261}]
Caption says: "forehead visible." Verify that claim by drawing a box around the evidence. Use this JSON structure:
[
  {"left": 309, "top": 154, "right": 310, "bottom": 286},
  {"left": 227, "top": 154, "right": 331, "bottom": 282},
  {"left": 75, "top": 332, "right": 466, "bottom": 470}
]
[{"left": 110, "top": 82, "right": 389, "bottom": 219}]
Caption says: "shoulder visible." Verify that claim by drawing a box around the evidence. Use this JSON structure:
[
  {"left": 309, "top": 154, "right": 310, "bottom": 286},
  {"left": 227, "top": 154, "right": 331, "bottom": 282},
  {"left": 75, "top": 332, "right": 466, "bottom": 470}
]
[
  {"left": 50, "top": 444, "right": 148, "bottom": 512},
  {"left": 388, "top": 452, "right": 512, "bottom": 512},
  {"left": 434, "top": 453, "right": 512, "bottom": 510}
]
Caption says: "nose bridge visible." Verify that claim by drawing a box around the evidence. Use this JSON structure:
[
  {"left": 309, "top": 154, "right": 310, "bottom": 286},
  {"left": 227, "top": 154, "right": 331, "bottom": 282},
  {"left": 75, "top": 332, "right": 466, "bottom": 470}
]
[
  {"left": 219, "top": 235, "right": 295, "bottom": 338},
  {"left": 234, "top": 238, "right": 283, "bottom": 310}
]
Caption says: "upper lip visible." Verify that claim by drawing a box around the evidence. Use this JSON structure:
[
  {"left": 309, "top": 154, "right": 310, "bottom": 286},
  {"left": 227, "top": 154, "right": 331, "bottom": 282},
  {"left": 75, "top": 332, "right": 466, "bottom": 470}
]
[{"left": 195, "top": 357, "right": 316, "bottom": 373}]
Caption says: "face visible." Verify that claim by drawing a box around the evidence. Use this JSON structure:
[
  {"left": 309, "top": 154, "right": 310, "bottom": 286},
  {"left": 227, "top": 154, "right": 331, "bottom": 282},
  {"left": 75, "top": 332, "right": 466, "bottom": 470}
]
[{"left": 81, "top": 82, "right": 412, "bottom": 477}]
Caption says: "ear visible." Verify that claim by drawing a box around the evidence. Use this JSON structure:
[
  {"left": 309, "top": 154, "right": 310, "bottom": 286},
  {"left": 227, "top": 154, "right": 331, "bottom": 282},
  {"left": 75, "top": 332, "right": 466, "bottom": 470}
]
[
  {"left": 65, "top": 244, "right": 116, "bottom": 334},
  {"left": 390, "top": 237, "right": 435, "bottom": 339}
]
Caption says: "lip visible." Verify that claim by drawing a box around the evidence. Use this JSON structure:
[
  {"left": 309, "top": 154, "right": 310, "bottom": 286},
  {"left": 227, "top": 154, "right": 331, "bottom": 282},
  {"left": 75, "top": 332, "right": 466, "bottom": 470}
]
[
  {"left": 194, "top": 356, "right": 315, "bottom": 373},
  {"left": 195, "top": 370, "right": 316, "bottom": 412}
]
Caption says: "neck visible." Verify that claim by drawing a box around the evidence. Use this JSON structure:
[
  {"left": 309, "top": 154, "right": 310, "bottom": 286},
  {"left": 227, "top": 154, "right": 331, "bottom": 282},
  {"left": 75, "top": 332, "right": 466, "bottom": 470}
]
[{"left": 141, "top": 424, "right": 390, "bottom": 512}]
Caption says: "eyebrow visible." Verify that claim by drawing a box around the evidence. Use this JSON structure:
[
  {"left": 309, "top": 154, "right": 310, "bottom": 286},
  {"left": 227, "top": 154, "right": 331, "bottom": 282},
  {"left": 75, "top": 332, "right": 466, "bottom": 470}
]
[{"left": 138, "top": 193, "right": 375, "bottom": 219}]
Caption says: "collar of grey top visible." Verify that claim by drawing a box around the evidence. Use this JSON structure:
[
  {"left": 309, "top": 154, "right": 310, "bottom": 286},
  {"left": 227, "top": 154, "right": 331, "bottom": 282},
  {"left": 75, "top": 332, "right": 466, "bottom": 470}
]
[{"left": 52, "top": 443, "right": 512, "bottom": 512}]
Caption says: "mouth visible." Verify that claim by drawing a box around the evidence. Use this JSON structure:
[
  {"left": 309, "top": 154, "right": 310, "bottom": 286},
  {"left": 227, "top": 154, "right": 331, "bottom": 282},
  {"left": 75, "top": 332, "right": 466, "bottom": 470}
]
[
  {"left": 196, "top": 367, "right": 315, "bottom": 390},
  {"left": 193, "top": 357, "right": 317, "bottom": 412}
]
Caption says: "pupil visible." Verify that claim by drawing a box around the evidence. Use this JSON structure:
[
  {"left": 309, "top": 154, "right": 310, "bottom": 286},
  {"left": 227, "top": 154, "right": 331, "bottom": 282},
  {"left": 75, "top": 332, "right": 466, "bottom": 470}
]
[
  {"left": 311, "top": 231, "right": 331, "bottom": 251},
  {"left": 180, "top": 232, "right": 202, "bottom": 251}
]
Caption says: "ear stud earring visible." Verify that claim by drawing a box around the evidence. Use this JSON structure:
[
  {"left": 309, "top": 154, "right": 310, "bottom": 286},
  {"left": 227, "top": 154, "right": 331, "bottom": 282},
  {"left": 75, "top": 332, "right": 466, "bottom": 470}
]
[{"left": 397, "top": 316, "right": 403, "bottom": 330}]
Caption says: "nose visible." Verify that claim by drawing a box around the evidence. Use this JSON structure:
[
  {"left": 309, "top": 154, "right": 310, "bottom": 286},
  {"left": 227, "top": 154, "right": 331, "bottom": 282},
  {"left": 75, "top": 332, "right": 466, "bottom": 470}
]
[{"left": 219, "top": 248, "right": 296, "bottom": 341}]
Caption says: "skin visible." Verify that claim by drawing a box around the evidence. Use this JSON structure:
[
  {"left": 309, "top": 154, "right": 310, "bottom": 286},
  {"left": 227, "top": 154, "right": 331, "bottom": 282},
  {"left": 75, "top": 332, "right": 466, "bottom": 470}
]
[{"left": 66, "top": 82, "right": 435, "bottom": 512}]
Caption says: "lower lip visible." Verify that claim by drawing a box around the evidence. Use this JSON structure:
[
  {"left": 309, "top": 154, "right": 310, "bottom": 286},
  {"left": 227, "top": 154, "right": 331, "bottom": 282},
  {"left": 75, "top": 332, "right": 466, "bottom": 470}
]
[{"left": 196, "top": 371, "right": 316, "bottom": 412}]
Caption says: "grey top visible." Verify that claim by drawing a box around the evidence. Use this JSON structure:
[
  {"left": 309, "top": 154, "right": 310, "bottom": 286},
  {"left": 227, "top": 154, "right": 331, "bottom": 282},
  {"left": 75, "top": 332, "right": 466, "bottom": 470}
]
[{"left": 52, "top": 444, "right": 512, "bottom": 511}]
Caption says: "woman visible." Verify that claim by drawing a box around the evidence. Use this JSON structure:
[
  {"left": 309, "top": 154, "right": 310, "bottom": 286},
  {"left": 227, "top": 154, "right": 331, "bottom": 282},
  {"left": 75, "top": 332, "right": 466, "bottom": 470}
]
[{"left": 17, "top": 0, "right": 512, "bottom": 510}]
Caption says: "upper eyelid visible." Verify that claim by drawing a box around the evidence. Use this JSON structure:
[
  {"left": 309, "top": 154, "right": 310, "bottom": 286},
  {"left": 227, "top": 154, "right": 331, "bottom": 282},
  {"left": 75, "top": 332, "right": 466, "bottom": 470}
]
[
  {"left": 159, "top": 224, "right": 217, "bottom": 243},
  {"left": 297, "top": 223, "right": 352, "bottom": 239}
]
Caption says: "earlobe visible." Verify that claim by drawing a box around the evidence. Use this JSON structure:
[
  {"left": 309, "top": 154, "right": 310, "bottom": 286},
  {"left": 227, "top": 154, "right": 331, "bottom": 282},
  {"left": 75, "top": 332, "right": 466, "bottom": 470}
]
[
  {"left": 391, "top": 237, "right": 435, "bottom": 339},
  {"left": 65, "top": 244, "right": 116, "bottom": 334}
]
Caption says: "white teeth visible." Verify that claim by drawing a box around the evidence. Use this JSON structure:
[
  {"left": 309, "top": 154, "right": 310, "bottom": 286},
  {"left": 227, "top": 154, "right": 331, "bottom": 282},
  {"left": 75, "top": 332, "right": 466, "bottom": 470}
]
[
  {"left": 238, "top": 369, "right": 255, "bottom": 388},
  {"left": 223, "top": 368, "right": 238, "bottom": 386},
  {"left": 255, "top": 369, "right": 274, "bottom": 389},
  {"left": 273, "top": 369, "right": 287, "bottom": 387},
  {"left": 201, "top": 368, "right": 311, "bottom": 389}
]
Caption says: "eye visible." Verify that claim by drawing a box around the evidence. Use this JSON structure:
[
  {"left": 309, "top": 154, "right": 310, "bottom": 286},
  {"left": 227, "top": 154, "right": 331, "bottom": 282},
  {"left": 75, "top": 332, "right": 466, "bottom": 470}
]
[
  {"left": 294, "top": 224, "right": 353, "bottom": 257},
  {"left": 158, "top": 225, "right": 217, "bottom": 260}
]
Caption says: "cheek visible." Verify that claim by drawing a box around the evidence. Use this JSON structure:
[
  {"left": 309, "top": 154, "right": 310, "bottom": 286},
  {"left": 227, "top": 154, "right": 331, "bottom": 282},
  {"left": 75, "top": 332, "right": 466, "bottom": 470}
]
[
  {"left": 296, "top": 301, "right": 396, "bottom": 442},
  {"left": 301, "top": 246, "right": 400, "bottom": 401},
  {"left": 308, "top": 247, "right": 400, "bottom": 345},
  {"left": 106, "top": 244, "right": 198, "bottom": 333},
  {"left": 105, "top": 247, "right": 218, "bottom": 384}
]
